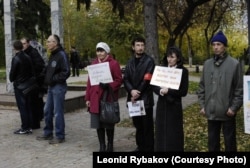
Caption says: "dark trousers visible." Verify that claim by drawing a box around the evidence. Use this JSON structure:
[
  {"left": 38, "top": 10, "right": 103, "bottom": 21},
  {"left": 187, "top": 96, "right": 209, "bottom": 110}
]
[
  {"left": 208, "top": 119, "right": 237, "bottom": 152},
  {"left": 71, "top": 64, "right": 79, "bottom": 76},
  {"left": 132, "top": 107, "right": 154, "bottom": 152},
  {"left": 30, "top": 91, "right": 44, "bottom": 129},
  {"left": 14, "top": 88, "right": 33, "bottom": 130}
]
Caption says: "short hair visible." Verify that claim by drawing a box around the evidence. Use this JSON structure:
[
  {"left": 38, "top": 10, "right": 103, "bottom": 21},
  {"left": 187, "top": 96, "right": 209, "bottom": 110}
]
[
  {"left": 21, "top": 37, "right": 30, "bottom": 43},
  {"left": 52, "top": 34, "right": 60, "bottom": 46},
  {"left": 131, "top": 36, "right": 145, "bottom": 46},
  {"left": 13, "top": 40, "right": 23, "bottom": 50}
]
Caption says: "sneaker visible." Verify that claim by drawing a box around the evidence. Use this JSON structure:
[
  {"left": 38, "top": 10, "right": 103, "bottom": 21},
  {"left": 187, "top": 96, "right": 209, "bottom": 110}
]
[
  {"left": 14, "top": 128, "right": 31, "bottom": 134},
  {"left": 36, "top": 134, "right": 53, "bottom": 140},
  {"left": 28, "top": 129, "right": 33, "bottom": 134},
  {"left": 49, "top": 138, "right": 65, "bottom": 144}
]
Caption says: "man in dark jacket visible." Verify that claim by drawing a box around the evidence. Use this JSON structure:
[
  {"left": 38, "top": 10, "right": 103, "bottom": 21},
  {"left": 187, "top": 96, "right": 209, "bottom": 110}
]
[
  {"left": 123, "top": 36, "right": 155, "bottom": 152},
  {"left": 10, "top": 40, "right": 34, "bottom": 134},
  {"left": 70, "top": 46, "right": 80, "bottom": 77},
  {"left": 21, "top": 37, "right": 45, "bottom": 129},
  {"left": 36, "top": 34, "right": 70, "bottom": 144}
]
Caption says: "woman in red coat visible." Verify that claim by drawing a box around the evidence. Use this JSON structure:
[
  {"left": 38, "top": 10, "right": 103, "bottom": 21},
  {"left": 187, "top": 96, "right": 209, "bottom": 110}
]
[{"left": 85, "top": 42, "right": 123, "bottom": 152}]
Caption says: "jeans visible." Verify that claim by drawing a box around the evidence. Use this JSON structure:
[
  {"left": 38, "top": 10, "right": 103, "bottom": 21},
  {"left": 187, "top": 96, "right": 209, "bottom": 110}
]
[
  {"left": 14, "top": 87, "right": 33, "bottom": 130},
  {"left": 208, "top": 119, "right": 237, "bottom": 152},
  {"left": 43, "top": 83, "right": 67, "bottom": 139}
]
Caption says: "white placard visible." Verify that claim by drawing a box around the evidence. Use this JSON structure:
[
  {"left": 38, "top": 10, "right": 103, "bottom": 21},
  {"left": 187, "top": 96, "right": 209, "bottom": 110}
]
[
  {"left": 150, "top": 66, "right": 183, "bottom": 90},
  {"left": 87, "top": 62, "right": 113, "bottom": 86},
  {"left": 243, "top": 76, "right": 250, "bottom": 134},
  {"left": 127, "top": 100, "right": 146, "bottom": 117}
]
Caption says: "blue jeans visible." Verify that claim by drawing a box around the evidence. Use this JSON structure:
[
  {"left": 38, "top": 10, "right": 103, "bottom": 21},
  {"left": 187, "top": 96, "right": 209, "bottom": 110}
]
[
  {"left": 43, "top": 83, "right": 67, "bottom": 139},
  {"left": 14, "top": 87, "right": 33, "bottom": 130}
]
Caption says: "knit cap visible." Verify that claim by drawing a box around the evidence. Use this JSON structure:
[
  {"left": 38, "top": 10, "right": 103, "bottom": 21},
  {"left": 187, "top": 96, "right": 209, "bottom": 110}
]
[
  {"left": 211, "top": 31, "right": 228, "bottom": 46},
  {"left": 96, "top": 42, "right": 110, "bottom": 53}
]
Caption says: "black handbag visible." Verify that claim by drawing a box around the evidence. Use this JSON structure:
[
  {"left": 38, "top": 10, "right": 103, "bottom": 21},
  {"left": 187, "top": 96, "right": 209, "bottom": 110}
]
[{"left": 100, "top": 87, "right": 120, "bottom": 124}]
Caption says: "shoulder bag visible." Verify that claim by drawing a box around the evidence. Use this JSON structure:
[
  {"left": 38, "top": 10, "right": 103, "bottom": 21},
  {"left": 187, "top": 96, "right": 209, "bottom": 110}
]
[{"left": 100, "top": 87, "right": 120, "bottom": 124}]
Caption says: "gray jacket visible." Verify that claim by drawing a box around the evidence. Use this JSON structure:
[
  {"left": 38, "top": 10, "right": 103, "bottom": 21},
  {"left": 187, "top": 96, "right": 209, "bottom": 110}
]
[{"left": 197, "top": 54, "right": 243, "bottom": 120}]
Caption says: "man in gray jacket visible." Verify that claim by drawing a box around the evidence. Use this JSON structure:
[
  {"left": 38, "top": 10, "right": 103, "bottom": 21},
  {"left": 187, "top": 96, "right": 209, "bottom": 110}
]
[{"left": 197, "top": 31, "right": 243, "bottom": 152}]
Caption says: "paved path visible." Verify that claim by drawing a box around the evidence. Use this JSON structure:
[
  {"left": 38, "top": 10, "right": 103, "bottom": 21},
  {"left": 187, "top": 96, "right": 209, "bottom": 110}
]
[{"left": 0, "top": 74, "right": 199, "bottom": 168}]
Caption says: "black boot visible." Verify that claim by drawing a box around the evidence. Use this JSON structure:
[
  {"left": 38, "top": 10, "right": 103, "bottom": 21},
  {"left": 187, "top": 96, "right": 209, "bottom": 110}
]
[
  {"left": 106, "top": 129, "right": 114, "bottom": 152},
  {"left": 97, "top": 128, "right": 106, "bottom": 152}
]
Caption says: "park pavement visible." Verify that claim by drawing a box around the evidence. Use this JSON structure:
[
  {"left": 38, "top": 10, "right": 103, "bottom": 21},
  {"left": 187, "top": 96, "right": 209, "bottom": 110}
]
[{"left": 0, "top": 73, "right": 199, "bottom": 168}]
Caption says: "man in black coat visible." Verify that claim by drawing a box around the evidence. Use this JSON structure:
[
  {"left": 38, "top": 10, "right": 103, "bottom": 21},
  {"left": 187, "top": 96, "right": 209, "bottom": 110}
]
[
  {"left": 21, "top": 37, "right": 46, "bottom": 129},
  {"left": 70, "top": 46, "right": 80, "bottom": 77},
  {"left": 123, "top": 36, "right": 155, "bottom": 152},
  {"left": 10, "top": 40, "right": 34, "bottom": 134}
]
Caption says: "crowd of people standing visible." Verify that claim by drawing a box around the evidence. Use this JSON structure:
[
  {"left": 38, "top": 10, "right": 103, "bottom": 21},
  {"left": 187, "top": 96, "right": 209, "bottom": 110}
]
[{"left": 9, "top": 31, "right": 244, "bottom": 151}]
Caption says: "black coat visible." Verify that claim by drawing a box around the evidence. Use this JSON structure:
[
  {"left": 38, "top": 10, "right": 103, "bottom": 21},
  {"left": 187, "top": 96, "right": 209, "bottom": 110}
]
[
  {"left": 70, "top": 51, "right": 80, "bottom": 65},
  {"left": 153, "top": 64, "right": 189, "bottom": 151},
  {"left": 24, "top": 46, "right": 45, "bottom": 85},
  {"left": 9, "top": 51, "right": 33, "bottom": 88},
  {"left": 24, "top": 46, "right": 45, "bottom": 76},
  {"left": 123, "top": 53, "right": 155, "bottom": 108}
]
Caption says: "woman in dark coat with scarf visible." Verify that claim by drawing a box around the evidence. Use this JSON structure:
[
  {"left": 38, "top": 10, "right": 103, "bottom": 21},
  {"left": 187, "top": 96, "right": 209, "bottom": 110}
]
[{"left": 153, "top": 46, "right": 188, "bottom": 151}]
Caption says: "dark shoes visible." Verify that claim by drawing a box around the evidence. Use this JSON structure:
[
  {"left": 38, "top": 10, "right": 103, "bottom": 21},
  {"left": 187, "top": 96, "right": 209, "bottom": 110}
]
[
  {"left": 106, "top": 143, "right": 113, "bottom": 152},
  {"left": 99, "top": 144, "right": 106, "bottom": 152},
  {"left": 14, "top": 128, "right": 32, "bottom": 135},
  {"left": 49, "top": 138, "right": 65, "bottom": 144},
  {"left": 36, "top": 134, "right": 64, "bottom": 144},
  {"left": 36, "top": 134, "right": 53, "bottom": 140}
]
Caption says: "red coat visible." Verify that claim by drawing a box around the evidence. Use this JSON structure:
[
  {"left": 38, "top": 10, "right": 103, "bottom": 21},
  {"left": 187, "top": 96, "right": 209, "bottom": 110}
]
[{"left": 85, "top": 55, "right": 123, "bottom": 114}]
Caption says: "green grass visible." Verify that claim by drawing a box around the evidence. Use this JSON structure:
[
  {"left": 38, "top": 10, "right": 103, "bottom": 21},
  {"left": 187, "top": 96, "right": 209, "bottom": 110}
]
[
  {"left": 68, "top": 81, "right": 87, "bottom": 85},
  {"left": 79, "top": 69, "right": 88, "bottom": 75},
  {"left": 184, "top": 103, "right": 250, "bottom": 152},
  {"left": 189, "top": 71, "right": 202, "bottom": 77},
  {"left": 117, "top": 103, "right": 250, "bottom": 152},
  {"left": 0, "top": 70, "right": 6, "bottom": 83},
  {"left": 188, "top": 81, "right": 199, "bottom": 94}
]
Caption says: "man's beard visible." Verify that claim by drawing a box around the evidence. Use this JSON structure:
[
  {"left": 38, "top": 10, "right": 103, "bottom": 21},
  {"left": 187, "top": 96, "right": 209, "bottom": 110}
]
[{"left": 135, "top": 51, "right": 144, "bottom": 56}]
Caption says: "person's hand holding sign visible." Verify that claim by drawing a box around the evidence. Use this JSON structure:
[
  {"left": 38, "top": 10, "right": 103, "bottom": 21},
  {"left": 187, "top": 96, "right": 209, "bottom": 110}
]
[{"left": 160, "top": 87, "right": 168, "bottom": 96}]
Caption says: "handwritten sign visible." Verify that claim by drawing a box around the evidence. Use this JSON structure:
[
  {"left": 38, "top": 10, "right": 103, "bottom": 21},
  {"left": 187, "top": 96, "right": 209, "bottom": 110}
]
[
  {"left": 243, "top": 76, "right": 250, "bottom": 134},
  {"left": 150, "top": 66, "right": 183, "bottom": 90},
  {"left": 127, "top": 100, "right": 146, "bottom": 117},
  {"left": 87, "top": 62, "right": 113, "bottom": 86}
]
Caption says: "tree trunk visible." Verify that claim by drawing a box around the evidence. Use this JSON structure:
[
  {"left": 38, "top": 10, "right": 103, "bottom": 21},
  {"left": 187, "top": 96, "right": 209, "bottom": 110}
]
[
  {"left": 4, "top": 0, "right": 15, "bottom": 93},
  {"left": 143, "top": 0, "right": 159, "bottom": 64}
]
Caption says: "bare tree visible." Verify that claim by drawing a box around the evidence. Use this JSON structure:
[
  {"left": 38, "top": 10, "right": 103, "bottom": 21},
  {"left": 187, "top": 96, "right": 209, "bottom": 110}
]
[{"left": 157, "top": 0, "right": 210, "bottom": 51}]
